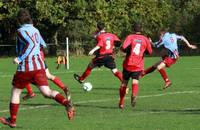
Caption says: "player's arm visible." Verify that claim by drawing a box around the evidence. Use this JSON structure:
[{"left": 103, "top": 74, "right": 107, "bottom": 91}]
[
  {"left": 15, "top": 30, "right": 34, "bottom": 64},
  {"left": 145, "top": 38, "right": 153, "bottom": 55},
  {"left": 39, "top": 32, "right": 47, "bottom": 48},
  {"left": 88, "top": 45, "right": 101, "bottom": 56},
  {"left": 114, "top": 35, "right": 121, "bottom": 47},
  {"left": 121, "top": 35, "right": 131, "bottom": 53},
  {"left": 179, "top": 35, "right": 197, "bottom": 49}
]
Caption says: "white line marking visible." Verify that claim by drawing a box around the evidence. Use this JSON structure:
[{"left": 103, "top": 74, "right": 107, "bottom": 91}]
[{"left": 0, "top": 90, "right": 198, "bottom": 113}]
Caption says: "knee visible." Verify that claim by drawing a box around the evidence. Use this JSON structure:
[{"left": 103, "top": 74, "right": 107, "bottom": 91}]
[
  {"left": 41, "top": 90, "right": 52, "bottom": 98},
  {"left": 112, "top": 68, "right": 118, "bottom": 73}
]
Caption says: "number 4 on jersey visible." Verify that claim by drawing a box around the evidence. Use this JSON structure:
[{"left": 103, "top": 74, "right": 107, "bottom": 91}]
[{"left": 133, "top": 43, "right": 141, "bottom": 55}]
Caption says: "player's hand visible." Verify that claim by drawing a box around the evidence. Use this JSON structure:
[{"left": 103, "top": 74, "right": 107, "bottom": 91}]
[
  {"left": 189, "top": 44, "right": 197, "bottom": 49},
  {"left": 148, "top": 37, "right": 152, "bottom": 43},
  {"left": 13, "top": 57, "right": 20, "bottom": 64}
]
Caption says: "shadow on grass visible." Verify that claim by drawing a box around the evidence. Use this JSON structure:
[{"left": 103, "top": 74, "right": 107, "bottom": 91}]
[{"left": 136, "top": 108, "right": 200, "bottom": 114}]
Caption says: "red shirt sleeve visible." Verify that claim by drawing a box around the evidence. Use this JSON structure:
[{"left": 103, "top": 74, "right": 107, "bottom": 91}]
[
  {"left": 113, "top": 34, "right": 120, "bottom": 41},
  {"left": 145, "top": 38, "right": 153, "bottom": 55},
  {"left": 122, "top": 35, "right": 131, "bottom": 50},
  {"left": 97, "top": 36, "right": 104, "bottom": 47}
]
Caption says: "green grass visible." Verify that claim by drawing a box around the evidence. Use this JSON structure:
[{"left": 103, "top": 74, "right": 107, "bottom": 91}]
[{"left": 0, "top": 56, "right": 200, "bottom": 130}]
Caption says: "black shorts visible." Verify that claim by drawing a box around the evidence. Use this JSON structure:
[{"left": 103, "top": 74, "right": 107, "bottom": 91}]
[
  {"left": 44, "top": 61, "right": 48, "bottom": 69},
  {"left": 92, "top": 55, "right": 116, "bottom": 69},
  {"left": 122, "top": 69, "right": 142, "bottom": 81}
]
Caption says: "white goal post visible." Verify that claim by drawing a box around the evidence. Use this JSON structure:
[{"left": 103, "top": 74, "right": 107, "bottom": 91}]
[{"left": 66, "top": 37, "right": 70, "bottom": 70}]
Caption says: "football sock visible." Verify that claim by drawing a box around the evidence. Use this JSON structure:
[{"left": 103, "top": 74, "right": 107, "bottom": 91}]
[
  {"left": 52, "top": 77, "right": 65, "bottom": 90},
  {"left": 10, "top": 103, "right": 19, "bottom": 124},
  {"left": 54, "top": 94, "right": 69, "bottom": 106},
  {"left": 158, "top": 69, "right": 169, "bottom": 82},
  {"left": 114, "top": 71, "right": 123, "bottom": 81},
  {"left": 132, "top": 84, "right": 138, "bottom": 97},
  {"left": 80, "top": 66, "right": 92, "bottom": 81},
  {"left": 144, "top": 66, "right": 157, "bottom": 75},
  {"left": 25, "top": 84, "right": 33, "bottom": 94},
  {"left": 119, "top": 86, "right": 127, "bottom": 104}
]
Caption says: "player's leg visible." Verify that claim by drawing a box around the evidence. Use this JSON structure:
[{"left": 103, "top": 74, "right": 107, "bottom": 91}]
[
  {"left": 46, "top": 68, "right": 71, "bottom": 98},
  {"left": 56, "top": 56, "right": 62, "bottom": 69},
  {"left": 23, "top": 83, "right": 36, "bottom": 100},
  {"left": 119, "top": 69, "right": 130, "bottom": 109},
  {"left": 130, "top": 71, "right": 141, "bottom": 108},
  {"left": 0, "top": 87, "right": 22, "bottom": 128},
  {"left": 157, "top": 62, "right": 171, "bottom": 89},
  {"left": 0, "top": 71, "right": 31, "bottom": 127},
  {"left": 111, "top": 68, "right": 123, "bottom": 81},
  {"left": 74, "top": 61, "right": 95, "bottom": 84},
  {"left": 38, "top": 86, "right": 74, "bottom": 119},
  {"left": 105, "top": 56, "right": 122, "bottom": 81},
  {"left": 131, "top": 79, "right": 139, "bottom": 108},
  {"left": 36, "top": 69, "right": 75, "bottom": 120},
  {"left": 142, "top": 61, "right": 161, "bottom": 77}
]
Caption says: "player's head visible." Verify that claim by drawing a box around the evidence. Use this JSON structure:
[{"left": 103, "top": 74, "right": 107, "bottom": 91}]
[
  {"left": 17, "top": 8, "right": 33, "bottom": 25},
  {"left": 160, "top": 27, "right": 169, "bottom": 35},
  {"left": 133, "top": 23, "right": 142, "bottom": 33},
  {"left": 97, "top": 22, "right": 105, "bottom": 31}
]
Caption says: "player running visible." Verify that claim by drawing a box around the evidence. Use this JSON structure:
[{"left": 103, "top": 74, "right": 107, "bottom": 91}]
[
  {"left": 0, "top": 8, "right": 75, "bottom": 128},
  {"left": 119, "top": 23, "right": 152, "bottom": 109},
  {"left": 141, "top": 28, "right": 197, "bottom": 89},
  {"left": 23, "top": 49, "right": 70, "bottom": 101},
  {"left": 74, "top": 22, "right": 123, "bottom": 84}
]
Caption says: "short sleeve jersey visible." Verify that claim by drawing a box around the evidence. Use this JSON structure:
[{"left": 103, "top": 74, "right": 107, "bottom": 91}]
[
  {"left": 96, "top": 33, "right": 120, "bottom": 55},
  {"left": 155, "top": 32, "right": 183, "bottom": 58},
  {"left": 122, "top": 34, "right": 152, "bottom": 72}
]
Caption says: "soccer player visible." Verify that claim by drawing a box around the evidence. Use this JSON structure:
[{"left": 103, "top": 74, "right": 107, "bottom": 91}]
[
  {"left": 23, "top": 49, "right": 70, "bottom": 101},
  {"left": 73, "top": 22, "right": 123, "bottom": 84},
  {"left": 0, "top": 8, "right": 75, "bottom": 128},
  {"left": 119, "top": 23, "right": 152, "bottom": 109},
  {"left": 141, "top": 28, "right": 197, "bottom": 89}
]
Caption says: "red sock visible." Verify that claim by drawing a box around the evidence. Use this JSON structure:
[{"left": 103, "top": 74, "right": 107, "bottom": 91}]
[
  {"left": 119, "top": 86, "right": 127, "bottom": 104},
  {"left": 54, "top": 93, "right": 69, "bottom": 106},
  {"left": 52, "top": 77, "right": 65, "bottom": 90},
  {"left": 10, "top": 103, "right": 19, "bottom": 124},
  {"left": 25, "top": 84, "right": 33, "bottom": 94},
  {"left": 114, "top": 71, "right": 123, "bottom": 81},
  {"left": 144, "top": 66, "right": 157, "bottom": 75},
  {"left": 158, "top": 69, "right": 169, "bottom": 82},
  {"left": 80, "top": 66, "right": 92, "bottom": 81},
  {"left": 132, "top": 84, "right": 138, "bottom": 97}
]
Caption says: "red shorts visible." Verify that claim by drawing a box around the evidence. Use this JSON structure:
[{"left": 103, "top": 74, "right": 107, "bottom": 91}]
[
  {"left": 12, "top": 69, "right": 48, "bottom": 89},
  {"left": 162, "top": 57, "right": 177, "bottom": 67}
]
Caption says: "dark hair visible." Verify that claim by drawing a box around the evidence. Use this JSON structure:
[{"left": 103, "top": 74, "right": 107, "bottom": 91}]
[
  {"left": 160, "top": 27, "right": 169, "bottom": 33},
  {"left": 97, "top": 22, "right": 105, "bottom": 30},
  {"left": 17, "top": 8, "right": 33, "bottom": 24},
  {"left": 133, "top": 23, "right": 142, "bottom": 32}
]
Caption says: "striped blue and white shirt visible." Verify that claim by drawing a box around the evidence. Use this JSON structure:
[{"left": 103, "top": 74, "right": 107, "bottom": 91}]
[
  {"left": 154, "top": 32, "right": 183, "bottom": 59},
  {"left": 16, "top": 24, "right": 46, "bottom": 72}
]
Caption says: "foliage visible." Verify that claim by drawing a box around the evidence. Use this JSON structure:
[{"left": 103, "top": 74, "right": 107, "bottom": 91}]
[{"left": 0, "top": 0, "right": 200, "bottom": 54}]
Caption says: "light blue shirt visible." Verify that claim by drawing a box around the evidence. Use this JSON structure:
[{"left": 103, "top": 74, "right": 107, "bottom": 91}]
[{"left": 155, "top": 32, "right": 183, "bottom": 58}]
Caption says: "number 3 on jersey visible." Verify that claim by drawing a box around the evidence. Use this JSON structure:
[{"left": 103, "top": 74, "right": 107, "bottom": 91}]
[
  {"left": 106, "top": 39, "right": 111, "bottom": 50},
  {"left": 133, "top": 43, "right": 141, "bottom": 55}
]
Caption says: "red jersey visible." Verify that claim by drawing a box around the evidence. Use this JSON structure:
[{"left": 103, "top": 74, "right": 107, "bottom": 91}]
[
  {"left": 96, "top": 32, "right": 120, "bottom": 55},
  {"left": 122, "top": 34, "right": 152, "bottom": 72}
]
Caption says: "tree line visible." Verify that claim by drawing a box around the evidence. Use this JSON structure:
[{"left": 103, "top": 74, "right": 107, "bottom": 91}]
[{"left": 0, "top": 0, "right": 200, "bottom": 55}]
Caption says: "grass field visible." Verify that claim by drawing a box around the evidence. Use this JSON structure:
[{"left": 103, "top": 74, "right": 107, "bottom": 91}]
[{"left": 0, "top": 56, "right": 200, "bottom": 130}]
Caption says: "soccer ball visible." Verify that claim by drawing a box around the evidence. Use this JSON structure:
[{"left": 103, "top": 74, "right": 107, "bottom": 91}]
[{"left": 83, "top": 82, "right": 93, "bottom": 91}]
